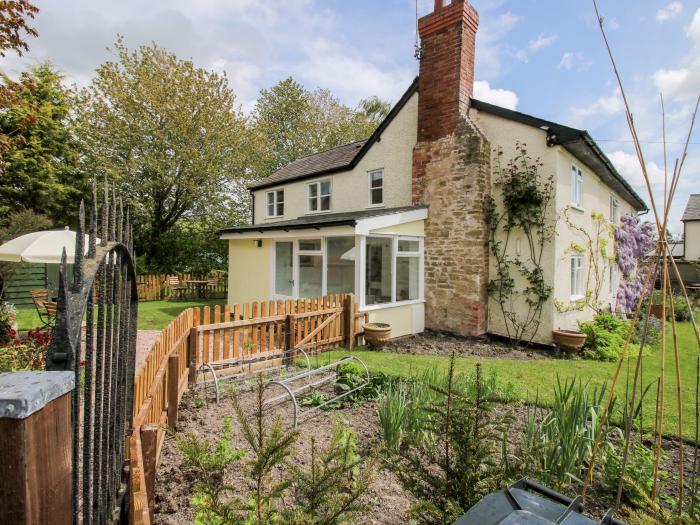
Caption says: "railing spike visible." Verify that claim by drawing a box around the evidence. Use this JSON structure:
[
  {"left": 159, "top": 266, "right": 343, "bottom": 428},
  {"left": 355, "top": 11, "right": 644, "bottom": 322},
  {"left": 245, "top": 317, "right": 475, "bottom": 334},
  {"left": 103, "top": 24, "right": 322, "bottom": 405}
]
[
  {"left": 117, "top": 198, "right": 123, "bottom": 244},
  {"left": 101, "top": 176, "right": 108, "bottom": 247},
  {"left": 110, "top": 183, "right": 117, "bottom": 242},
  {"left": 73, "top": 200, "right": 85, "bottom": 292},
  {"left": 89, "top": 178, "right": 97, "bottom": 258}
]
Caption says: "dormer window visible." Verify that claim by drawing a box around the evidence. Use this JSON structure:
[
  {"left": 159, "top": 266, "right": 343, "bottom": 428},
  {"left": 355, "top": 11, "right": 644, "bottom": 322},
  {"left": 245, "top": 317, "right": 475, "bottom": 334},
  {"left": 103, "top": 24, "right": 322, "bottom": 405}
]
[
  {"left": 266, "top": 190, "right": 284, "bottom": 217},
  {"left": 308, "top": 179, "right": 331, "bottom": 213},
  {"left": 368, "top": 169, "right": 384, "bottom": 206}
]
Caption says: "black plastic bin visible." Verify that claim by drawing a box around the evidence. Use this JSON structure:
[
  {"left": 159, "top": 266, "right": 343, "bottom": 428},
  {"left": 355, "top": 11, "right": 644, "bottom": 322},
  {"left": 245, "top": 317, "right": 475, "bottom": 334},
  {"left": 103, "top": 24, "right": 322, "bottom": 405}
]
[{"left": 453, "top": 478, "right": 628, "bottom": 525}]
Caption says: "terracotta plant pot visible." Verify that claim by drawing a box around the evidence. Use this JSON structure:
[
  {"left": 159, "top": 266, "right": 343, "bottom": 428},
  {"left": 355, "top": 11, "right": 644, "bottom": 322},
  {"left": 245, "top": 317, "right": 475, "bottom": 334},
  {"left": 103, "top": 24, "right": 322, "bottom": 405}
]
[
  {"left": 363, "top": 322, "right": 392, "bottom": 347},
  {"left": 649, "top": 304, "right": 665, "bottom": 319},
  {"left": 552, "top": 329, "right": 587, "bottom": 352}
]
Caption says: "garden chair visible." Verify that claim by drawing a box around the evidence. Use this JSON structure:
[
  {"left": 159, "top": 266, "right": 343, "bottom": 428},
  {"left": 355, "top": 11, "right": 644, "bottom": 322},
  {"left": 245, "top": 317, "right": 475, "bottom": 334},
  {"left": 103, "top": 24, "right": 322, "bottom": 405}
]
[
  {"left": 167, "top": 276, "right": 189, "bottom": 300},
  {"left": 30, "top": 288, "right": 57, "bottom": 328},
  {"left": 205, "top": 276, "right": 219, "bottom": 298}
]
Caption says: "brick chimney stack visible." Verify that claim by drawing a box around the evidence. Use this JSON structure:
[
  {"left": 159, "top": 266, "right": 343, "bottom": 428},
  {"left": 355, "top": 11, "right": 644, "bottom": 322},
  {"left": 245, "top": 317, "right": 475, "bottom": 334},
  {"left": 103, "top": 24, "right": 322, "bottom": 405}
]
[
  {"left": 412, "top": 0, "right": 490, "bottom": 337},
  {"left": 417, "top": 0, "right": 479, "bottom": 142}
]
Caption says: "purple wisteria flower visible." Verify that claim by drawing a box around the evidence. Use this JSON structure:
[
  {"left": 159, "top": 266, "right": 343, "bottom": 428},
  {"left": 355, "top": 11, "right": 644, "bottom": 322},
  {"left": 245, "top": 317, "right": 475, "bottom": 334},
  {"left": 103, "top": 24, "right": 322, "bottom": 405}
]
[{"left": 614, "top": 214, "right": 655, "bottom": 311}]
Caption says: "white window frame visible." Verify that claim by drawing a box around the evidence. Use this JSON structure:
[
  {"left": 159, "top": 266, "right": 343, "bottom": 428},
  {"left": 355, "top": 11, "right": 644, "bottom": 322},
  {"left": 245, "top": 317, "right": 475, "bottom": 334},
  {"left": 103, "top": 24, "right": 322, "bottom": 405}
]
[
  {"left": 360, "top": 234, "right": 424, "bottom": 310},
  {"left": 570, "top": 254, "right": 584, "bottom": 300},
  {"left": 307, "top": 179, "right": 332, "bottom": 214},
  {"left": 266, "top": 189, "right": 284, "bottom": 218},
  {"left": 571, "top": 164, "right": 583, "bottom": 209},
  {"left": 609, "top": 263, "right": 618, "bottom": 296},
  {"left": 609, "top": 194, "right": 620, "bottom": 224},
  {"left": 296, "top": 238, "right": 325, "bottom": 298},
  {"left": 367, "top": 169, "right": 384, "bottom": 207}
]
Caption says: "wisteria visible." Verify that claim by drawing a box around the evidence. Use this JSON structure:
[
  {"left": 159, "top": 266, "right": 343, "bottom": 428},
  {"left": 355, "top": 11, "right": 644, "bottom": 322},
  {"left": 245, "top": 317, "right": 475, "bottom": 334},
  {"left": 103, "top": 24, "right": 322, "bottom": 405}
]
[{"left": 614, "top": 214, "right": 655, "bottom": 310}]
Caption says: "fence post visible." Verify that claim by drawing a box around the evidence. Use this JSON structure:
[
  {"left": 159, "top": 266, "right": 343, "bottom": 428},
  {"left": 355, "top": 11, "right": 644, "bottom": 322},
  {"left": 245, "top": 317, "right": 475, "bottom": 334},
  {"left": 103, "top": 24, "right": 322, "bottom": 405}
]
[
  {"left": 188, "top": 326, "right": 198, "bottom": 386},
  {"left": 167, "top": 354, "right": 180, "bottom": 429},
  {"left": 343, "top": 295, "right": 354, "bottom": 351},
  {"left": 0, "top": 371, "right": 74, "bottom": 525},
  {"left": 140, "top": 425, "right": 158, "bottom": 523},
  {"left": 286, "top": 313, "right": 296, "bottom": 351}
]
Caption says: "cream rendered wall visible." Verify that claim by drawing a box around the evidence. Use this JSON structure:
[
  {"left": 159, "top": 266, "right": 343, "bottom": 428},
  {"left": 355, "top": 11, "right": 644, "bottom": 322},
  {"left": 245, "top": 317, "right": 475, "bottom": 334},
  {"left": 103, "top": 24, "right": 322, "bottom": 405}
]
[
  {"left": 552, "top": 150, "right": 636, "bottom": 333},
  {"left": 227, "top": 239, "right": 272, "bottom": 306},
  {"left": 685, "top": 222, "right": 700, "bottom": 261},
  {"left": 472, "top": 109, "right": 559, "bottom": 345},
  {"left": 365, "top": 303, "right": 425, "bottom": 338},
  {"left": 252, "top": 93, "right": 418, "bottom": 223},
  {"left": 370, "top": 220, "right": 425, "bottom": 236}
]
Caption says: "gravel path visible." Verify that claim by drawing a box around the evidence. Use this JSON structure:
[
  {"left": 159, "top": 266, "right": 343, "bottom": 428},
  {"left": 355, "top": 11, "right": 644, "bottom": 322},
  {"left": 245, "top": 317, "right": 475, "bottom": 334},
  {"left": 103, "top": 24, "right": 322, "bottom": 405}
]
[{"left": 135, "top": 330, "right": 161, "bottom": 373}]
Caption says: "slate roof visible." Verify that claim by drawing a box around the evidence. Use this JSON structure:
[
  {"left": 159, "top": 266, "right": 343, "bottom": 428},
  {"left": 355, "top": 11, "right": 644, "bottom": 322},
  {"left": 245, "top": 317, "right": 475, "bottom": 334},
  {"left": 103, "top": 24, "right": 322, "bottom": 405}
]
[
  {"left": 220, "top": 205, "right": 427, "bottom": 234},
  {"left": 249, "top": 77, "right": 420, "bottom": 191},
  {"left": 682, "top": 194, "right": 700, "bottom": 221},
  {"left": 252, "top": 140, "right": 367, "bottom": 189},
  {"left": 470, "top": 99, "right": 647, "bottom": 211}
]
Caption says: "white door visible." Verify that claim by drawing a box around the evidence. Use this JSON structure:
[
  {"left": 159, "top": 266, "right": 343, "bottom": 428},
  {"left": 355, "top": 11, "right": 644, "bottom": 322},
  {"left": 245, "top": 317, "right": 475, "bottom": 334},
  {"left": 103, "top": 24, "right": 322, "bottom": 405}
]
[{"left": 274, "top": 241, "right": 295, "bottom": 299}]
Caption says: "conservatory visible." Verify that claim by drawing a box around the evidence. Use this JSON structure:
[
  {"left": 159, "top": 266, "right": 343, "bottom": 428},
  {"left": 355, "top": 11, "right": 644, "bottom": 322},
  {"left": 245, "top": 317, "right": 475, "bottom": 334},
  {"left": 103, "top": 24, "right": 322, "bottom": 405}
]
[{"left": 220, "top": 206, "right": 427, "bottom": 338}]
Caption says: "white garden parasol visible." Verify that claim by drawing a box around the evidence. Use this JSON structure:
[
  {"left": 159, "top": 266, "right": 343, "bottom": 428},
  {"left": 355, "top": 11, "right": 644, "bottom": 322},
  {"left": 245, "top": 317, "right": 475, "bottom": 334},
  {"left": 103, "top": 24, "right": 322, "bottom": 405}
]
[{"left": 0, "top": 227, "right": 96, "bottom": 264}]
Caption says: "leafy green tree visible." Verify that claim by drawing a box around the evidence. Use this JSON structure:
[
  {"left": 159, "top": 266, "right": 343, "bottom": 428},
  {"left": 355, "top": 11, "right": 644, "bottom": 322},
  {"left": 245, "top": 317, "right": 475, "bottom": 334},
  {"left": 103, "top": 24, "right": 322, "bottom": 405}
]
[
  {"left": 0, "top": 63, "right": 86, "bottom": 224},
  {"left": 252, "top": 77, "right": 389, "bottom": 178},
  {"left": 0, "top": 0, "right": 39, "bottom": 57},
  {"left": 74, "top": 38, "right": 254, "bottom": 270}
]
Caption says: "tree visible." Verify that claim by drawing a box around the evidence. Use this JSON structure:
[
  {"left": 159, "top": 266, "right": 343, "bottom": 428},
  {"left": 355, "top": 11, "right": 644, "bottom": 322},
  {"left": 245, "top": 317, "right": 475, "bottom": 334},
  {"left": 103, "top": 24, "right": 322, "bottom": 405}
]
[
  {"left": 0, "top": 0, "right": 38, "bottom": 57},
  {"left": 252, "top": 77, "right": 389, "bottom": 178},
  {"left": 0, "top": 63, "right": 86, "bottom": 225},
  {"left": 75, "top": 38, "right": 253, "bottom": 269}
]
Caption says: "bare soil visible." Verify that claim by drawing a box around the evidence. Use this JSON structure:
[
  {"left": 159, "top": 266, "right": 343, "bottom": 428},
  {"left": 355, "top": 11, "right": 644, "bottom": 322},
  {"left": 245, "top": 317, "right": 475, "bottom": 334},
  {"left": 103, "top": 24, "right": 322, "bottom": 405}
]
[
  {"left": 380, "top": 330, "right": 561, "bottom": 360},
  {"left": 155, "top": 376, "right": 698, "bottom": 525},
  {"left": 154, "top": 387, "right": 415, "bottom": 525}
]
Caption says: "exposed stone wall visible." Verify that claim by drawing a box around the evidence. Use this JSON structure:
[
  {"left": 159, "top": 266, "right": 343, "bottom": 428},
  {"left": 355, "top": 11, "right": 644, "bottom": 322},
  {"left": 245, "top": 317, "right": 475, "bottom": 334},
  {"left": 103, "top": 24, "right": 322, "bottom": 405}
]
[{"left": 413, "top": 118, "right": 491, "bottom": 335}]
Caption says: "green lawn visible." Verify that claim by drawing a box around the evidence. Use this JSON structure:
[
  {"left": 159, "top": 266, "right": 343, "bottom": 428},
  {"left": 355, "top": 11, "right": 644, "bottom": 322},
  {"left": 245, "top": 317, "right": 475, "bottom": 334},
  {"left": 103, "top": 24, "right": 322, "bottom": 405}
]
[
  {"left": 15, "top": 298, "right": 225, "bottom": 332},
  {"left": 327, "top": 321, "right": 700, "bottom": 440}
]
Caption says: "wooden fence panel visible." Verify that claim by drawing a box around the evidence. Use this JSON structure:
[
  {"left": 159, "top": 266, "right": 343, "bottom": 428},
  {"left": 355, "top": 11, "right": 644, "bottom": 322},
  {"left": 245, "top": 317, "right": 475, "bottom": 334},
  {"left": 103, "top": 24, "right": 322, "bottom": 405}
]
[{"left": 136, "top": 273, "right": 229, "bottom": 302}]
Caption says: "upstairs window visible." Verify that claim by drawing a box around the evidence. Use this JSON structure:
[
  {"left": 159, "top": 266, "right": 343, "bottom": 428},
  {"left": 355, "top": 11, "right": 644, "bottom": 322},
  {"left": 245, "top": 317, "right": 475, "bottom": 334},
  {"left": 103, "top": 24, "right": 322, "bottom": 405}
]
[
  {"left": 368, "top": 169, "right": 384, "bottom": 206},
  {"left": 266, "top": 190, "right": 284, "bottom": 217},
  {"left": 609, "top": 195, "right": 620, "bottom": 224},
  {"left": 308, "top": 179, "right": 331, "bottom": 213},
  {"left": 571, "top": 164, "right": 583, "bottom": 208}
]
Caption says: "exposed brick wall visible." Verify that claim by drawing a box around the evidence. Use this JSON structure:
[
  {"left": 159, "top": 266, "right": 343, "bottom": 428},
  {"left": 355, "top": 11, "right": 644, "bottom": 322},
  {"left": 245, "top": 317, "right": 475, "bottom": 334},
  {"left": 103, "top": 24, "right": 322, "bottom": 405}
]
[
  {"left": 413, "top": 119, "right": 491, "bottom": 336},
  {"left": 413, "top": 0, "right": 490, "bottom": 336},
  {"left": 417, "top": 0, "right": 478, "bottom": 142}
]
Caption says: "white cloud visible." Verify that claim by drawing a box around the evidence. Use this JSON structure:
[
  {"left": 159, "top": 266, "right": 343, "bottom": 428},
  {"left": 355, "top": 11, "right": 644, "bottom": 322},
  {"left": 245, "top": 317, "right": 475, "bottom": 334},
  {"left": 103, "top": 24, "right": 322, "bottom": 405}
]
[
  {"left": 656, "top": 2, "right": 683, "bottom": 22},
  {"left": 570, "top": 88, "right": 623, "bottom": 119},
  {"left": 476, "top": 11, "right": 519, "bottom": 79},
  {"left": 516, "top": 33, "right": 557, "bottom": 62},
  {"left": 651, "top": 7, "right": 700, "bottom": 101},
  {"left": 607, "top": 150, "right": 667, "bottom": 188},
  {"left": 473, "top": 80, "right": 518, "bottom": 110},
  {"left": 557, "top": 52, "right": 592, "bottom": 72}
]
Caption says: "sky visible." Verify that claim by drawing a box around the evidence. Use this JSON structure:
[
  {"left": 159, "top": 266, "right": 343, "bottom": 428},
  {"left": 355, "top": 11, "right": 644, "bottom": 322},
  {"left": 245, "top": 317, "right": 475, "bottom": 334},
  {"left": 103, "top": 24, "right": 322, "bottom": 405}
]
[{"left": 3, "top": 0, "right": 699, "bottom": 234}]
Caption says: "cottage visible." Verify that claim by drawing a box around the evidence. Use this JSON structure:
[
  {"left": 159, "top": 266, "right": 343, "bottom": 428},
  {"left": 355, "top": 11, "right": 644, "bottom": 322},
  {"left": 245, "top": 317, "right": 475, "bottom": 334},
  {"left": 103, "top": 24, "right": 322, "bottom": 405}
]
[{"left": 221, "top": 0, "right": 646, "bottom": 344}]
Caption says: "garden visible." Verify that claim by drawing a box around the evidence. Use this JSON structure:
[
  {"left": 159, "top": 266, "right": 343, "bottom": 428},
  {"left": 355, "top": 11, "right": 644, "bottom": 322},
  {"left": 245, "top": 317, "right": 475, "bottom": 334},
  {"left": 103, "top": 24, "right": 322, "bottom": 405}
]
[{"left": 152, "top": 315, "right": 700, "bottom": 525}]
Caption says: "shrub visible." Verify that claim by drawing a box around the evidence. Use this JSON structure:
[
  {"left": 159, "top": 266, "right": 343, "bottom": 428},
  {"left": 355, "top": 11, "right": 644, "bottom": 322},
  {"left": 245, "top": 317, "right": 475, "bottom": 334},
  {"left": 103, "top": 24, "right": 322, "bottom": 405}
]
[
  {"left": 671, "top": 296, "right": 693, "bottom": 322},
  {"left": 579, "top": 312, "right": 639, "bottom": 361},
  {"left": 0, "top": 328, "right": 51, "bottom": 372},
  {"left": 635, "top": 312, "right": 662, "bottom": 348},
  {"left": 392, "top": 359, "right": 512, "bottom": 525},
  {"left": 376, "top": 382, "right": 409, "bottom": 452},
  {"left": 603, "top": 441, "right": 666, "bottom": 507},
  {"left": 0, "top": 301, "right": 17, "bottom": 346}
]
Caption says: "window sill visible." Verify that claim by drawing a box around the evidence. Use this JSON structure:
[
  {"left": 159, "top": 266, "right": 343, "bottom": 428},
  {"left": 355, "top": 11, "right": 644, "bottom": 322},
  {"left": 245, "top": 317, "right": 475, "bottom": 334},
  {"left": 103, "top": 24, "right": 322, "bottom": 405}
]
[
  {"left": 366, "top": 203, "right": 385, "bottom": 209},
  {"left": 305, "top": 210, "right": 333, "bottom": 215},
  {"left": 569, "top": 205, "right": 585, "bottom": 213},
  {"left": 361, "top": 299, "right": 425, "bottom": 312},
  {"left": 570, "top": 294, "right": 584, "bottom": 301}
]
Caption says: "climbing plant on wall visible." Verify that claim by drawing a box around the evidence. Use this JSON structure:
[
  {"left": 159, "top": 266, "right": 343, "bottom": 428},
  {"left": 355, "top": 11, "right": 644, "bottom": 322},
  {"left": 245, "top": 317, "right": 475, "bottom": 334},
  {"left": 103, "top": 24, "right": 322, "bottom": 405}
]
[
  {"left": 485, "top": 143, "right": 555, "bottom": 345},
  {"left": 614, "top": 214, "right": 655, "bottom": 312},
  {"left": 555, "top": 208, "right": 617, "bottom": 314}
]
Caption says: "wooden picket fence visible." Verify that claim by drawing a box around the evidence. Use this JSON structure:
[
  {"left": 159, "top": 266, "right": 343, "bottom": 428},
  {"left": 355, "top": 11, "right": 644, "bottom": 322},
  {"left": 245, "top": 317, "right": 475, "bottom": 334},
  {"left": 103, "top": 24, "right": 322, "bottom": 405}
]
[
  {"left": 128, "top": 294, "right": 366, "bottom": 524},
  {"left": 136, "top": 273, "right": 228, "bottom": 302}
]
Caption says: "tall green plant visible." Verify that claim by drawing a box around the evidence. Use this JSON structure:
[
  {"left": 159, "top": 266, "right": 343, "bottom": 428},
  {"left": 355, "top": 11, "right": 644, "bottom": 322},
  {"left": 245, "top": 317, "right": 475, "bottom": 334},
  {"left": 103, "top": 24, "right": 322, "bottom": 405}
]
[
  {"left": 485, "top": 143, "right": 555, "bottom": 345},
  {"left": 392, "top": 359, "right": 511, "bottom": 525}
]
